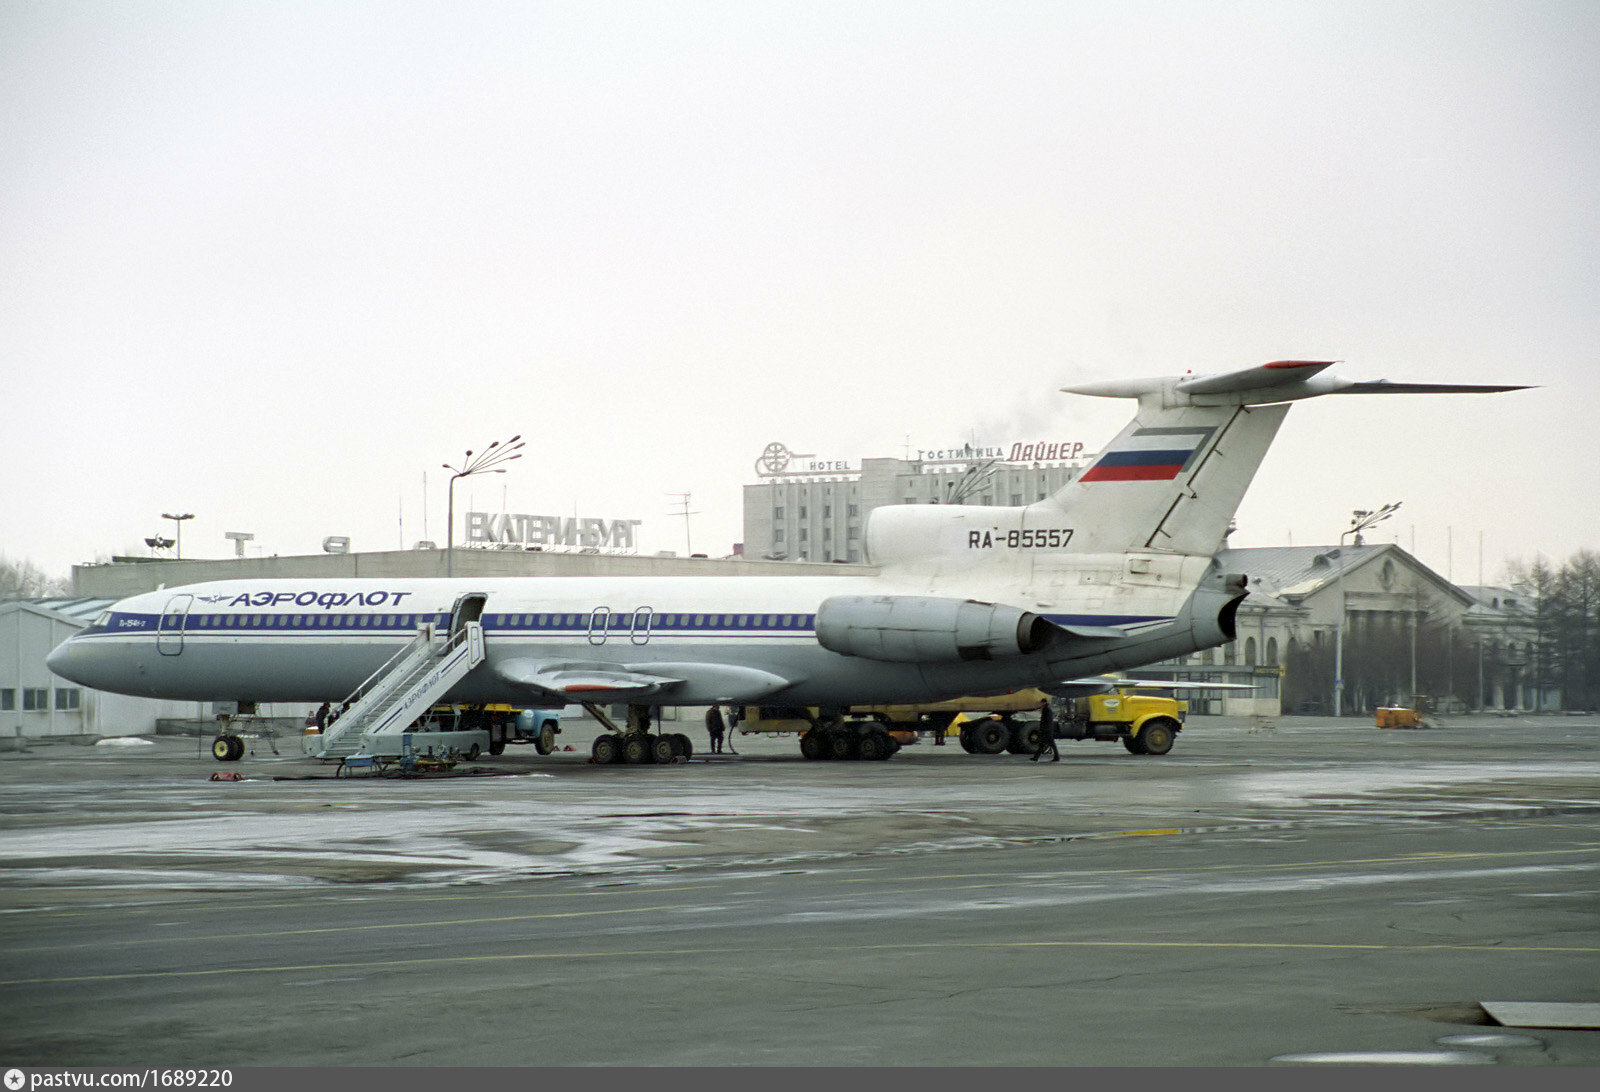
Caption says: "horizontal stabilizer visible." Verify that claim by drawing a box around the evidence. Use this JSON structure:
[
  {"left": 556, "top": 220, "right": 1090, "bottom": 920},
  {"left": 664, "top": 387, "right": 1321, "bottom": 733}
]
[
  {"left": 1175, "top": 360, "right": 1335, "bottom": 395},
  {"left": 1064, "top": 362, "right": 1531, "bottom": 406},
  {"left": 1335, "top": 380, "right": 1532, "bottom": 395}
]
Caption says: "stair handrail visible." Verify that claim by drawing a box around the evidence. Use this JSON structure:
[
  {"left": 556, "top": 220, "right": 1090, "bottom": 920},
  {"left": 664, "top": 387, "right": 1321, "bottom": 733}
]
[
  {"left": 336, "top": 624, "right": 438, "bottom": 710},
  {"left": 343, "top": 624, "right": 473, "bottom": 731},
  {"left": 356, "top": 623, "right": 483, "bottom": 739}
]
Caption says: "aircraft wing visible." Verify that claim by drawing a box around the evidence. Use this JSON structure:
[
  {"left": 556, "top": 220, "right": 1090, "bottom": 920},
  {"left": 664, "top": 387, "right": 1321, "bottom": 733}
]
[
  {"left": 1112, "top": 677, "right": 1261, "bottom": 690},
  {"left": 1041, "top": 674, "right": 1261, "bottom": 697},
  {"left": 494, "top": 658, "right": 796, "bottom": 705},
  {"left": 495, "top": 658, "right": 684, "bottom": 702},
  {"left": 1053, "top": 623, "right": 1131, "bottom": 640}
]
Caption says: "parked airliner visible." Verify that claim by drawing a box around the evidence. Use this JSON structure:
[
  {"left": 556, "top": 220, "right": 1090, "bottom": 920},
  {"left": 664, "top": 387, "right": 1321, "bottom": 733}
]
[{"left": 47, "top": 361, "right": 1524, "bottom": 760}]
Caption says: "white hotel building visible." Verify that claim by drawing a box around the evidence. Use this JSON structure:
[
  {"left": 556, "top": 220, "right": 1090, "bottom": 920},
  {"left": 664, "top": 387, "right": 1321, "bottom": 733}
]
[{"left": 741, "top": 439, "right": 1088, "bottom": 562}]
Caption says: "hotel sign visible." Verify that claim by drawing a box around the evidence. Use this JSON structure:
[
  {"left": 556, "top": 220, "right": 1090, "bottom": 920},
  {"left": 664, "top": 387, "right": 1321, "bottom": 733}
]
[{"left": 755, "top": 439, "right": 1087, "bottom": 478}]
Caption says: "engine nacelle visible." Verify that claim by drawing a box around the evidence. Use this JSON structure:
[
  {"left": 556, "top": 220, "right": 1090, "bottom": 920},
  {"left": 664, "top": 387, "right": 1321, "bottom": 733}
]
[{"left": 815, "top": 595, "right": 1054, "bottom": 663}]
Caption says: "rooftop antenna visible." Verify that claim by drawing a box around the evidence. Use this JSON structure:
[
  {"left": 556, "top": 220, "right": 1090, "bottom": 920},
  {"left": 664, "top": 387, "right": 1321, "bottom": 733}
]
[{"left": 668, "top": 492, "right": 700, "bottom": 555}]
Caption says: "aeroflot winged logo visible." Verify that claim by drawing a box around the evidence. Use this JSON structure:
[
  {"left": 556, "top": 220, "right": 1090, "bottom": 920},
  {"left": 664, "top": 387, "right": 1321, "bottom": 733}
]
[
  {"left": 1078, "top": 426, "right": 1216, "bottom": 483},
  {"left": 194, "top": 590, "right": 417, "bottom": 608}
]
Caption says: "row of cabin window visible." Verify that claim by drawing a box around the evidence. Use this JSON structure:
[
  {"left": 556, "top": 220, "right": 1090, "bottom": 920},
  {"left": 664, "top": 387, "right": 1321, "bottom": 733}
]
[
  {"left": 492, "top": 612, "right": 814, "bottom": 629},
  {"left": 177, "top": 614, "right": 440, "bottom": 629},
  {"left": 1, "top": 688, "right": 81, "bottom": 711},
  {"left": 144, "top": 612, "right": 814, "bottom": 632}
]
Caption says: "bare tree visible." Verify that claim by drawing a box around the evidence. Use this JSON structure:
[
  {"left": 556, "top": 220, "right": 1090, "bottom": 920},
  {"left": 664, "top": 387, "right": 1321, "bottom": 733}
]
[
  {"left": 0, "top": 554, "right": 70, "bottom": 598},
  {"left": 1509, "top": 550, "right": 1600, "bottom": 712}
]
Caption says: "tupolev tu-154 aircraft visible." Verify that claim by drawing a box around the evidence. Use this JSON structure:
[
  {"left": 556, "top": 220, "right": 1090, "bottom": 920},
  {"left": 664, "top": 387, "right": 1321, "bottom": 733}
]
[{"left": 48, "top": 361, "right": 1526, "bottom": 762}]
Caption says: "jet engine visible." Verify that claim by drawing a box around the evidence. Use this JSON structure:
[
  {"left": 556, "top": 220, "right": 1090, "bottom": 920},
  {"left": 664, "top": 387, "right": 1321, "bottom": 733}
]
[{"left": 815, "top": 594, "right": 1054, "bottom": 663}]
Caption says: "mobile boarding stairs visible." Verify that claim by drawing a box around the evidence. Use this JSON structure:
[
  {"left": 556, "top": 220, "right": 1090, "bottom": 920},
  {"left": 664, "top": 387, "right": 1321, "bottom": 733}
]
[{"left": 303, "top": 621, "right": 485, "bottom": 761}]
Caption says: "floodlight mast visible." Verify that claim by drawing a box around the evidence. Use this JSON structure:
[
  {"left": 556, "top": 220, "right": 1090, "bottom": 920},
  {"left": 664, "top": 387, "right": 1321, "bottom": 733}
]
[
  {"left": 1333, "top": 501, "right": 1401, "bottom": 717},
  {"left": 444, "top": 436, "right": 525, "bottom": 578},
  {"left": 161, "top": 513, "right": 194, "bottom": 560}
]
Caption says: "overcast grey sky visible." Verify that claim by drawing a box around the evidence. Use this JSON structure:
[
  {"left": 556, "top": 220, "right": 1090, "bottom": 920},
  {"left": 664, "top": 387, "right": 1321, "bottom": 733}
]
[{"left": 2, "top": 1, "right": 1595, "bottom": 585}]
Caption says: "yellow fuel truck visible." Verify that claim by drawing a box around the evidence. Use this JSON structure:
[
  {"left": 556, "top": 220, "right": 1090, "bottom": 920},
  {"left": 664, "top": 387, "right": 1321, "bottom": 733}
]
[{"left": 734, "top": 684, "right": 1186, "bottom": 760}]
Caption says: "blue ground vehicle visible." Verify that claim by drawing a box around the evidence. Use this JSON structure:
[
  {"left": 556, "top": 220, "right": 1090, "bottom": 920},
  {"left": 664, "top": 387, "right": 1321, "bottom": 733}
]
[
  {"left": 386, "top": 703, "right": 563, "bottom": 758},
  {"left": 504, "top": 704, "right": 564, "bottom": 754}
]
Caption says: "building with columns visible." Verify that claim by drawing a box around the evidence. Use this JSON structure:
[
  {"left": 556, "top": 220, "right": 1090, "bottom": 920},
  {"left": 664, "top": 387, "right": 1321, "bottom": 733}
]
[{"left": 1142, "top": 544, "right": 1551, "bottom": 716}]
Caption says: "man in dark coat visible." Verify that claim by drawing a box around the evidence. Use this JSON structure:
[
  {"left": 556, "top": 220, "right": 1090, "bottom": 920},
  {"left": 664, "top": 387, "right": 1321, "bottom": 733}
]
[{"left": 1030, "top": 700, "right": 1059, "bottom": 762}]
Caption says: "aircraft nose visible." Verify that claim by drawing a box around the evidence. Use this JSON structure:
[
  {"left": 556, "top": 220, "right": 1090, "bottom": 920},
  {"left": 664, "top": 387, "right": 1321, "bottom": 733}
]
[{"left": 46, "top": 638, "right": 89, "bottom": 685}]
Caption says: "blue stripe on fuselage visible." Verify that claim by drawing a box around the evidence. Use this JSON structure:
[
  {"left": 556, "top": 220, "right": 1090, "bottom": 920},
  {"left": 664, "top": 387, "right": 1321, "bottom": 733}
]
[{"left": 81, "top": 608, "right": 1170, "bottom": 639}]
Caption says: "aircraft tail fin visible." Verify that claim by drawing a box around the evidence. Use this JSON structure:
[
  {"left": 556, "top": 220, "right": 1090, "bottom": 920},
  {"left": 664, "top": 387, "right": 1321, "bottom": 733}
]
[
  {"left": 1037, "top": 361, "right": 1529, "bottom": 556},
  {"left": 1035, "top": 396, "right": 1288, "bottom": 556}
]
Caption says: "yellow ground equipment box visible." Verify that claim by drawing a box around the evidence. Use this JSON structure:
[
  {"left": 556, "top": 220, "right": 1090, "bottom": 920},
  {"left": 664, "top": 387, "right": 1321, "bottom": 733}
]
[{"left": 1376, "top": 707, "right": 1422, "bottom": 729}]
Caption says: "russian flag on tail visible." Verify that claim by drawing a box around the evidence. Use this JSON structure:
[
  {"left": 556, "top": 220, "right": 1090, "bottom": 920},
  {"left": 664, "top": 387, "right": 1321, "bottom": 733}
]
[{"left": 1079, "top": 426, "right": 1215, "bottom": 482}]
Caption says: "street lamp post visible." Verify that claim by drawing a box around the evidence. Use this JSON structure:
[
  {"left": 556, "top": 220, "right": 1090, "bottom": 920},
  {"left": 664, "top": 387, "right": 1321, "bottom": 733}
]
[
  {"left": 443, "top": 436, "right": 524, "bottom": 577},
  {"left": 161, "top": 512, "right": 194, "bottom": 560},
  {"left": 1333, "top": 501, "right": 1400, "bottom": 717}
]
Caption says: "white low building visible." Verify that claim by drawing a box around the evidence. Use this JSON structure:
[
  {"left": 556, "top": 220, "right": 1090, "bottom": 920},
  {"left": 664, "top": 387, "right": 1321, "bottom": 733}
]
[
  {"left": 3, "top": 598, "right": 174, "bottom": 740},
  {"left": 1, "top": 597, "right": 301, "bottom": 742}
]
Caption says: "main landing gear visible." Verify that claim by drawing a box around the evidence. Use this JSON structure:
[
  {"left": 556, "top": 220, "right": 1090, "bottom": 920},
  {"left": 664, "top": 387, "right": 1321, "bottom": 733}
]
[
  {"left": 798, "top": 715, "right": 900, "bottom": 761},
  {"left": 584, "top": 703, "right": 694, "bottom": 765}
]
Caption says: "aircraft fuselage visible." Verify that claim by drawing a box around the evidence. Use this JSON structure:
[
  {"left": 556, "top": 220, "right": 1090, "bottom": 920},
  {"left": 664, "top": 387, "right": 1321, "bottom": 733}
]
[{"left": 47, "top": 567, "right": 1235, "bottom": 708}]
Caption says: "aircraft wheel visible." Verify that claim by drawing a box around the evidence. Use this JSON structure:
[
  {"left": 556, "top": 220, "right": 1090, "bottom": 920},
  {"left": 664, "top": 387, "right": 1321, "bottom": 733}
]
[
  {"left": 863, "top": 730, "right": 895, "bottom": 761},
  {"left": 972, "top": 721, "right": 1008, "bottom": 754},
  {"left": 827, "top": 731, "right": 859, "bottom": 761},
  {"left": 799, "top": 731, "right": 826, "bottom": 760},
  {"left": 623, "top": 734, "right": 651, "bottom": 764},
  {"left": 538, "top": 723, "right": 559, "bottom": 754},
  {"left": 673, "top": 733, "right": 694, "bottom": 759},
  {"left": 211, "top": 736, "right": 233, "bottom": 761},
  {"left": 1139, "top": 719, "right": 1178, "bottom": 756},
  {"left": 650, "top": 735, "right": 676, "bottom": 764},
  {"left": 592, "top": 734, "right": 621, "bottom": 764},
  {"left": 228, "top": 735, "right": 245, "bottom": 761}
]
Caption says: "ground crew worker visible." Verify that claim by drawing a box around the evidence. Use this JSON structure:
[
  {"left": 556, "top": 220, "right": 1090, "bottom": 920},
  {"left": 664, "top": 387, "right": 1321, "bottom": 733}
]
[
  {"left": 1030, "top": 700, "right": 1059, "bottom": 762},
  {"left": 706, "top": 706, "right": 726, "bottom": 754}
]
